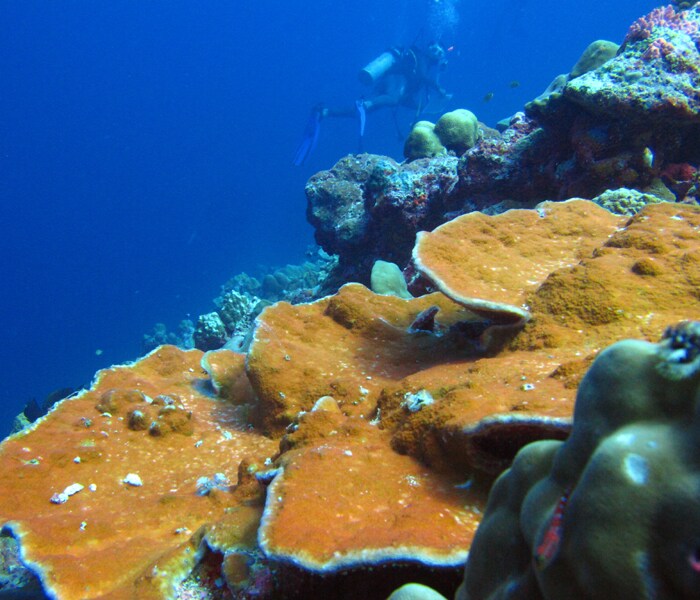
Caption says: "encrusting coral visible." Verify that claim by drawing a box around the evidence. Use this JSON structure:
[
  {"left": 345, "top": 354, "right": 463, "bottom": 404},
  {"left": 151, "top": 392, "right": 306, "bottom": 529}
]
[
  {"left": 257, "top": 396, "right": 483, "bottom": 573},
  {"left": 0, "top": 346, "right": 278, "bottom": 599},
  {"left": 246, "top": 199, "right": 700, "bottom": 583},
  {"left": 412, "top": 199, "right": 625, "bottom": 325},
  {"left": 0, "top": 198, "right": 699, "bottom": 599}
]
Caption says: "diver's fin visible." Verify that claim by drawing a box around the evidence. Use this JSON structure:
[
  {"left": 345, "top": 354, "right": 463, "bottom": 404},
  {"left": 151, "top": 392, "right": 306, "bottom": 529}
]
[
  {"left": 293, "top": 105, "right": 323, "bottom": 166},
  {"left": 355, "top": 99, "right": 367, "bottom": 154},
  {"left": 355, "top": 99, "right": 366, "bottom": 137}
]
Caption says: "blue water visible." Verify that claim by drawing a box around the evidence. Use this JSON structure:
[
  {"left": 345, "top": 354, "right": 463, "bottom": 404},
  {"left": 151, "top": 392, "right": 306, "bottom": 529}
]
[{"left": 0, "top": 0, "right": 660, "bottom": 435}]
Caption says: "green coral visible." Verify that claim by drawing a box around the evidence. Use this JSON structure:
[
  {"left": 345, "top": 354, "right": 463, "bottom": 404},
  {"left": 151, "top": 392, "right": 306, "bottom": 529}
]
[
  {"left": 370, "top": 260, "right": 412, "bottom": 299},
  {"left": 592, "top": 187, "right": 665, "bottom": 215},
  {"left": 434, "top": 109, "right": 480, "bottom": 155},
  {"left": 569, "top": 40, "right": 620, "bottom": 79},
  {"left": 403, "top": 109, "right": 482, "bottom": 160},
  {"left": 458, "top": 321, "right": 700, "bottom": 599},
  {"left": 403, "top": 121, "right": 445, "bottom": 161}
]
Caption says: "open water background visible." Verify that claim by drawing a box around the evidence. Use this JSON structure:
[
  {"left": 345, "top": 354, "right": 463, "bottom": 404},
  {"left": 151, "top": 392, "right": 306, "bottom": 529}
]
[{"left": 1, "top": 0, "right": 660, "bottom": 434}]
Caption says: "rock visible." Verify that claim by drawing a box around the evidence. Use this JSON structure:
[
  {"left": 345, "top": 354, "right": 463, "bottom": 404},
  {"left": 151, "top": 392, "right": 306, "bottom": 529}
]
[{"left": 306, "top": 153, "right": 459, "bottom": 282}]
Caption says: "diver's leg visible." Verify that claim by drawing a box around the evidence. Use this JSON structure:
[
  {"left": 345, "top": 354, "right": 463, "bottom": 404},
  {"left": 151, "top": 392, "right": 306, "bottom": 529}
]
[
  {"left": 293, "top": 105, "right": 324, "bottom": 166},
  {"left": 362, "top": 94, "right": 400, "bottom": 112},
  {"left": 323, "top": 105, "right": 361, "bottom": 118}
]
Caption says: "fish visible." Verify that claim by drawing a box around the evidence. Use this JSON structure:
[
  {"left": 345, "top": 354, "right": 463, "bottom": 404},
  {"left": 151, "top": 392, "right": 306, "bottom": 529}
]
[
  {"left": 534, "top": 487, "right": 572, "bottom": 569},
  {"left": 509, "top": 80, "right": 521, "bottom": 88},
  {"left": 483, "top": 91, "right": 494, "bottom": 102},
  {"left": 408, "top": 305, "right": 440, "bottom": 333}
]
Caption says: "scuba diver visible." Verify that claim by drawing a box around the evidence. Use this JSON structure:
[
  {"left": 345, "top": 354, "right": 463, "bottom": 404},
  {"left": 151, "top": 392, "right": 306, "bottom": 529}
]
[{"left": 294, "top": 42, "right": 452, "bottom": 166}]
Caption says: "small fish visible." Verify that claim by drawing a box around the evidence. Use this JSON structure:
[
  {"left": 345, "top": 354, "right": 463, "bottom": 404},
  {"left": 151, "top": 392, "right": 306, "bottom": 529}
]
[
  {"left": 509, "top": 80, "right": 521, "bottom": 88},
  {"left": 534, "top": 487, "right": 572, "bottom": 570},
  {"left": 408, "top": 305, "right": 440, "bottom": 334},
  {"left": 483, "top": 91, "right": 494, "bottom": 102}
]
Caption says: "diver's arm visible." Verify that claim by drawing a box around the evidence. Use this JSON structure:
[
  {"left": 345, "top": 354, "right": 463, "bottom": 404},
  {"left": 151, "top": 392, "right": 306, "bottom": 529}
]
[{"left": 424, "top": 75, "right": 449, "bottom": 98}]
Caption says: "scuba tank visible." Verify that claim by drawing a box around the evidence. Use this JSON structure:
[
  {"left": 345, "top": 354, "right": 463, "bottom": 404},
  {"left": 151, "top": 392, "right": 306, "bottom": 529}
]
[{"left": 358, "top": 49, "right": 399, "bottom": 86}]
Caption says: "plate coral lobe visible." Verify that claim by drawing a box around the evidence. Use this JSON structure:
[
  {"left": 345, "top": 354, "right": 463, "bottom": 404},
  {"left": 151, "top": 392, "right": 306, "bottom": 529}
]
[{"left": 0, "top": 346, "right": 278, "bottom": 599}]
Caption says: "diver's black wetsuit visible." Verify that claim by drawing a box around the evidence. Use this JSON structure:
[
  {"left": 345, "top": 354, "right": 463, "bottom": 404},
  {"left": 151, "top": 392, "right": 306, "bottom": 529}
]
[
  {"left": 324, "top": 45, "right": 449, "bottom": 118},
  {"left": 294, "top": 43, "right": 450, "bottom": 165}
]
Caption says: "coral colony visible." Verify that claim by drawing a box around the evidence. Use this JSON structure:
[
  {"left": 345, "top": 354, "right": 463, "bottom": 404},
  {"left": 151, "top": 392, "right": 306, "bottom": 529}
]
[{"left": 1, "top": 5, "right": 700, "bottom": 599}]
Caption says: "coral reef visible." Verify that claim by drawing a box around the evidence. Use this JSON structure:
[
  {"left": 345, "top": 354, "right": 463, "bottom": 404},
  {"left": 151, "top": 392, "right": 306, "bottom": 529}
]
[
  {"left": 569, "top": 5, "right": 700, "bottom": 121},
  {"left": 142, "top": 320, "right": 195, "bottom": 354},
  {"left": 306, "top": 153, "right": 459, "bottom": 281},
  {"left": 194, "top": 312, "right": 229, "bottom": 351},
  {"left": 306, "top": 8, "right": 700, "bottom": 281},
  {"left": 0, "top": 199, "right": 699, "bottom": 599},
  {"left": 7, "top": 7, "right": 700, "bottom": 599},
  {"left": 144, "top": 249, "right": 339, "bottom": 355},
  {"left": 0, "top": 345, "right": 278, "bottom": 599}
]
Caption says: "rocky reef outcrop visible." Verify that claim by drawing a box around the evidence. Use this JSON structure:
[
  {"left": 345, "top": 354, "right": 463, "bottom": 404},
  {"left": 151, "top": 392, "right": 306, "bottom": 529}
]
[
  {"left": 306, "top": 153, "right": 460, "bottom": 284},
  {"left": 306, "top": 5, "right": 700, "bottom": 283}
]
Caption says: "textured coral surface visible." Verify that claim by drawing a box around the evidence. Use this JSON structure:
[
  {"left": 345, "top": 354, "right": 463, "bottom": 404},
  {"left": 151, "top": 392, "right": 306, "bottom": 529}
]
[
  {"left": 413, "top": 199, "right": 625, "bottom": 323},
  {"left": 247, "top": 285, "right": 482, "bottom": 434},
  {"left": 259, "top": 412, "right": 484, "bottom": 571},
  {"left": 0, "top": 346, "right": 277, "bottom": 599},
  {"left": 1, "top": 201, "right": 699, "bottom": 599}
]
